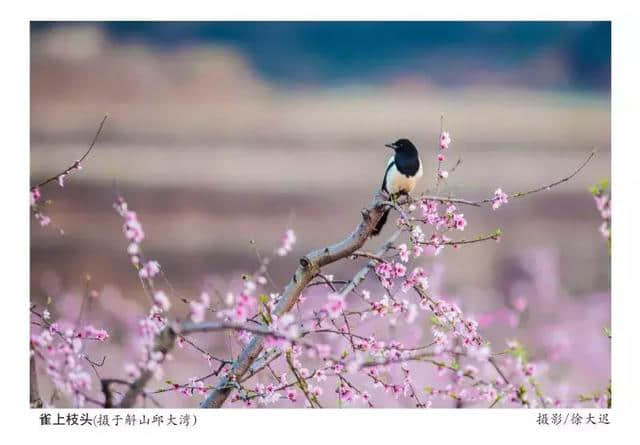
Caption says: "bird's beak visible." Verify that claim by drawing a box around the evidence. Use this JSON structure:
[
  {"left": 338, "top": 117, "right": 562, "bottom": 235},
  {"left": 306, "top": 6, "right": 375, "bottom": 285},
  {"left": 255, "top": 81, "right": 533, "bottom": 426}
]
[{"left": 385, "top": 143, "right": 397, "bottom": 150}]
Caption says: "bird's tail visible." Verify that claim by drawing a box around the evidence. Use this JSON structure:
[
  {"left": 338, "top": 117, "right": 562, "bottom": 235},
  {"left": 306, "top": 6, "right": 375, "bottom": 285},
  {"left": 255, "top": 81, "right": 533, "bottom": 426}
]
[{"left": 371, "top": 207, "right": 390, "bottom": 236}]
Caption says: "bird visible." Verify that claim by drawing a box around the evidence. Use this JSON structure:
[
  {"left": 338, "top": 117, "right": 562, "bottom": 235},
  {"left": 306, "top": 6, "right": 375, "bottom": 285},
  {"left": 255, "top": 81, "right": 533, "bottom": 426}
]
[{"left": 371, "top": 138, "right": 423, "bottom": 236}]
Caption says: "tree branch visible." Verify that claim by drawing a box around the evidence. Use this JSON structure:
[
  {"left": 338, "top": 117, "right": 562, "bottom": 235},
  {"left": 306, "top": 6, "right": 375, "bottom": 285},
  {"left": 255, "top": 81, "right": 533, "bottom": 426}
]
[
  {"left": 117, "top": 327, "right": 176, "bottom": 408},
  {"left": 30, "top": 354, "right": 43, "bottom": 408},
  {"left": 414, "top": 149, "right": 596, "bottom": 208},
  {"left": 199, "top": 191, "right": 391, "bottom": 408},
  {"left": 31, "top": 114, "right": 108, "bottom": 191}
]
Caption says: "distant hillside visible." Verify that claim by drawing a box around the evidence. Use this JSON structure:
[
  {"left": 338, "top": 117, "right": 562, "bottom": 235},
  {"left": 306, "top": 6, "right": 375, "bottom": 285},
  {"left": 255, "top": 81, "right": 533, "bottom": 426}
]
[{"left": 31, "top": 22, "right": 610, "bottom": 90}]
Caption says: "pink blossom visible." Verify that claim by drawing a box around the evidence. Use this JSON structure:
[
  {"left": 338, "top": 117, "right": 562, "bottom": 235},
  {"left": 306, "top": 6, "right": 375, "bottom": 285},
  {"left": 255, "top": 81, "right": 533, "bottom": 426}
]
[
  {"left": 310, "top": 386, "right": 323, "bottom": 398},
  {"left": 286, "top": 389, "right": 298, "bottom": 402},
  {"left": 439, "top": 131, "right": 451, "bottom": 150},
  {"left": 152, "top": 290, "right": 171, "bottom": 312},
  {"left": 30, "top": 187, "right": 41, "bottom": 207},
  {"left": 199, "top": 292, "right": 211, "bottom": 308},
  {"left": 512, "top": 296, "right": 528, "bottom": 313},
  {"left": 374, "top": 262, "right": 394, "bottom": 280},
  {"left": 599, "top": 221, "right": 610, "bottom": 239},
  {"left": 421, "top": 198, "right": 438, "bottom": 215},
  {"left": 492, "top": 188, "right": 509, "bottom": 210},
  {"left": 524, "top": 363, "right": 535, "bottom": 377},
  {"left": 393, "top": 262, "right": 407, "bottom": 278},
  {"left": 324, "top": 293, "right": 346, "bottom": 319},
  {"left": 410, "top": 225, "right": 425, "bottom": 243},
  {"left": 127, "top": 243, "right": 139, "bottom": 255},
  {"left": 139, "top": 260, "right": 161, "bottom": 279},
  {"left": 452, "top": 213, "right": 467, "bottom": 231},
  {"left": 594, "top": 194, "right": 610, "bottom": 218},
  {"left": 402, "top": 267, "right": 429, "bottom": 292},
  {"left": 79, "top": 325, "right": 109, "bottom": 341},
  {"left": 124, "top": 363, "right": 141, "bottom": 380},
  {"left": 37, "top": 214, "right": 51, "bottom": 226},
  {"left": 397, "top": 243, "right": 410, "bottom": 262},
  {"left": 190, "top": 301, "right": 206, "bottom": 323},
  {"left": 276, "top": 228, "right": 297, "bottom": 256}
]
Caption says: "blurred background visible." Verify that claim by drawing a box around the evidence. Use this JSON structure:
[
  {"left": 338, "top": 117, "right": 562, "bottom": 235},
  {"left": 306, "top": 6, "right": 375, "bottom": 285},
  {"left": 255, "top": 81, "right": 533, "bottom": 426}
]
[{"left": 30, "top": 22, "right": 610, "bottom": 407}]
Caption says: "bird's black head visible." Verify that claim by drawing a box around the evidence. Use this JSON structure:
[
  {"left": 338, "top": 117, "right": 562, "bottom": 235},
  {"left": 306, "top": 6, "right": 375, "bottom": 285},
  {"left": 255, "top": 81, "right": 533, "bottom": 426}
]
[{"left": 385, "top": 138, "right": 418, "bottom": 155}]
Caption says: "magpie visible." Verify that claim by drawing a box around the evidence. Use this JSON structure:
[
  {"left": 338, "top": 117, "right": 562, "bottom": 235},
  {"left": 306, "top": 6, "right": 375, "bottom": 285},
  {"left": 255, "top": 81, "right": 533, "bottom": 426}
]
[{"left": 372, "top": 138, "right": 424, "bottom": 236}]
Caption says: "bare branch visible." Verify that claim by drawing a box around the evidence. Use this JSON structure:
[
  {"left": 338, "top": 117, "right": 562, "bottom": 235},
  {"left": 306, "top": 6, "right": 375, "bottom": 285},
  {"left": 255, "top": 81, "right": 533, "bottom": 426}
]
[
  {"left": 470, "top": 149, "right": 597, "bottom": 206},
  {"left": 417, "top": 149, "right": 596, "bottom": 208},
  {"left": 31, "top": 114, "right": 108, "bottom": 191}
]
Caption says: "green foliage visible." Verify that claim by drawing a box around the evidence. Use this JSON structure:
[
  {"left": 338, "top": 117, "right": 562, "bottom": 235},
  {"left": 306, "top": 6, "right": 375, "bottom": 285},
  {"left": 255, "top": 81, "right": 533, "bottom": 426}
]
[
  {"left": 589, "top": 178, "right": 610, "bottom": 196},
  {"left": 507, "top": 339, "right": 530, "bottom": 363}
]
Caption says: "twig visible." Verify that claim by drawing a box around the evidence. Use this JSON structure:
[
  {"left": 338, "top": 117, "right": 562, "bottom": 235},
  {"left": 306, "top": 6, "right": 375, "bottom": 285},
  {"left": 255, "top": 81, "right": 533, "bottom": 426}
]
[
  {"left": 314, "top": 273, "right": 337, "bottom": 292},
  {"left": 419, "top": 149, "right": 596, "bottom": 208},
  {"left": 285, "top": 351, "right": 321, "bottom": 408},
  {"left": 488, "top": 357, "right": 510, "bottom": 385},
  {"left": 31, "top": 114, "right": 108, "bottom": 191}
]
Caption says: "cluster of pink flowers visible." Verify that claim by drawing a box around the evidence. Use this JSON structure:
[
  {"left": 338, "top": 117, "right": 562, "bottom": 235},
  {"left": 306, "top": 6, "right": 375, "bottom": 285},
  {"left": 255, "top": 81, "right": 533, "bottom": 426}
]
[
  {"left": 139, "top": 260, "right": 161, "bottom": 279},
  {"left": 188, "top": 292, "right": 210, "bottom": 323},
  {"left": 374, "top": 261, "right": 407, "bottom": 289},
  {"left": 30, "top": 187, "right": 41, "bottom": 207},
  {"left": 218, "top": 285, "right": 257, "bottom": 324},
  {"left": 113, "top": 195, "right": 176, "bottom": 385},
  {"left": 324, "top": 293, "right": 346, "bottom": 318},
  {"left": 152, "top": 290, "right": 171, "bottom": 312},
  {"left": 369, "top": 296, "right": 418, "bottom": 325},
  {"left": 414, "top": 200, "right": 468, "bottom": 256},
  {"left": 30, "top": 317, "right": 109, "bottom": 407},
  {"left": 400, "top": 266, "right": 430, "bottom": 292},
  {"left": 276, "top": 229, "right": 296, "bottom": 256},
  {"left": 30, "top": 159, "right": 84, "bottom": 229},
  {"left": 439, "top": 131, "right": 451, "bottom": 150},
  {"left": 113, "top": 196, "right": 165, "bottom": 292},
  {"left": 425, "top": 296, "right": 482, "bottom": 349},
  {"left": 110, "top": 195, "right": 179, "bottom": 387},
  {"left": 77, "top": 324, "right": 109, "bottom": 341},
  {"left": 436, "top": 130, "right": 451, "bottom": 177},
  {"left": 591, "top": 182, "right": 611, "bottom": 242},
  {"left": 127, "top": 309, "right": 169, "bottom": 383},
  {"left": 30, "top": 187, "right": 51, "bottom": 227},
  {"left": 492, "top": 188, "right": 509, "bottom": 210},
  {"left": 113, "top": 196, "right": 154, "bottom": 270},
  {"left": 176, "top": 378, "right": 208, "bottom": 398}
]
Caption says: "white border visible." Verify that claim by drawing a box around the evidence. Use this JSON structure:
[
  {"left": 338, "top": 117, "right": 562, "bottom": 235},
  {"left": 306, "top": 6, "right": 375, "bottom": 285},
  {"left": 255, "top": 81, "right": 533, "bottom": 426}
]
[{"left": 3, "top": 1, "right": 638, "bottom": 443}]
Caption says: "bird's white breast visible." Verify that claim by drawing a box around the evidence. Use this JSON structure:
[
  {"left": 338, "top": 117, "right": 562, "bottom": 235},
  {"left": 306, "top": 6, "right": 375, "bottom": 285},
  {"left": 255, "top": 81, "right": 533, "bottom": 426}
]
[{"left": 386, "top": 156, "right": 423, "bottom": 195}]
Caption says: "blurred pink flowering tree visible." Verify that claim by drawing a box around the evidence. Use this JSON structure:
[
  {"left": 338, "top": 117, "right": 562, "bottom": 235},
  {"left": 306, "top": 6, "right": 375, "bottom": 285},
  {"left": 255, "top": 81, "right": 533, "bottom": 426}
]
[
  {"left": 30, "top": 117, "right": 609, "bottom": 409},
  {"left": 591, "top": 179, "right": 611, "bottom": 249}
]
